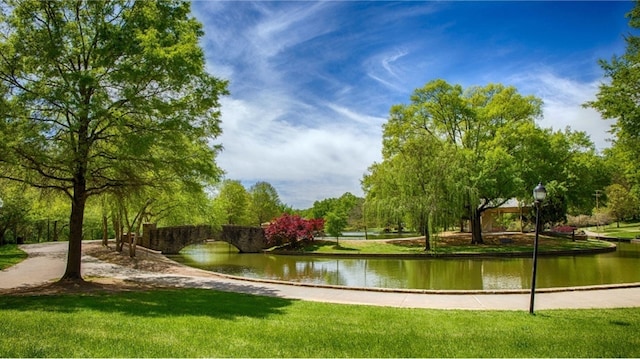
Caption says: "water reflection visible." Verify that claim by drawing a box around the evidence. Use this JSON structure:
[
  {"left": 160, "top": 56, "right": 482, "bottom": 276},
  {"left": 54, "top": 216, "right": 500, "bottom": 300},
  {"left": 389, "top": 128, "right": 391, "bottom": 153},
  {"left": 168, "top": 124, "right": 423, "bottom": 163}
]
[{"left": 169, "top": 241, "right": 640, "bottom": 290}]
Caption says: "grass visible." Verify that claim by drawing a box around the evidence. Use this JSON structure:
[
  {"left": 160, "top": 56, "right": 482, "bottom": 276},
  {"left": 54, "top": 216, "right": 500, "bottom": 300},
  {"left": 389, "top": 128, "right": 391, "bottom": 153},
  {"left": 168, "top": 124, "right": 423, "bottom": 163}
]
[
  {"left": 588, "top": 221, "right": 640, "bottom": 239},
  {"left": 0, "top": 244, "right": 27, "bottom": 270},
  {"left": 300, "top": 235, "right": 612, "bottom": 256},
  {"left": 0, "top": 288, "right": 638, "bottom": 357},
  {"left": 341, "top": 231, "right": 422, "bottom": 240}
]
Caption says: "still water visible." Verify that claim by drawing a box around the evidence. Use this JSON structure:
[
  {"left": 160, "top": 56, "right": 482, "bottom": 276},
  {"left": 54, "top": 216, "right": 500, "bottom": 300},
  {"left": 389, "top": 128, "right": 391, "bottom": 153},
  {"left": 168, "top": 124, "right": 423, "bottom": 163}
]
[{"left": 170, "top": 241, "right": 640, "bottom": 290}]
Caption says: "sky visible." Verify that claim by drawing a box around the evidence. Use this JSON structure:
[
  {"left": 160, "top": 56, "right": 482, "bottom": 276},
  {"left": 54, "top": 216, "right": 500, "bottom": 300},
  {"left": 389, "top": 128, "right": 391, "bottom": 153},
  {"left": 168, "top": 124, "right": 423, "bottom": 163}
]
[{"left": 190, "top": 1, "right": 634, "bottom": 209}]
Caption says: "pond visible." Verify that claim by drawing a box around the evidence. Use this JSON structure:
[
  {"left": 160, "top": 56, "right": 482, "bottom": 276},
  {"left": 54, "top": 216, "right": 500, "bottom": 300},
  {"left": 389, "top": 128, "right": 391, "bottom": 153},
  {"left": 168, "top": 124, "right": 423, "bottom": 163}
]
[{"left": 169, "top": 241, "right": 640, "bottom": 291}]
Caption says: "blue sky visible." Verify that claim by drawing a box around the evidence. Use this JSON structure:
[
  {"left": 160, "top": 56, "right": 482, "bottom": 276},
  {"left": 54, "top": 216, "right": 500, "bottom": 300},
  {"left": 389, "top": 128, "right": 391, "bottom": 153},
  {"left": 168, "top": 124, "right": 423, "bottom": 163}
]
[{"left": 191, "top": 1, "right": 634, "bottom": 209}]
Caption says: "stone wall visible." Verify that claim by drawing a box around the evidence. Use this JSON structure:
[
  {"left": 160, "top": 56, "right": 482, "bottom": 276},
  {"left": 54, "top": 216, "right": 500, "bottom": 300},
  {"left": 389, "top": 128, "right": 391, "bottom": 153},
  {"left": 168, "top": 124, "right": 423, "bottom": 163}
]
[{"left": 221, "top": 225, "right": 267, "bottom": 253}]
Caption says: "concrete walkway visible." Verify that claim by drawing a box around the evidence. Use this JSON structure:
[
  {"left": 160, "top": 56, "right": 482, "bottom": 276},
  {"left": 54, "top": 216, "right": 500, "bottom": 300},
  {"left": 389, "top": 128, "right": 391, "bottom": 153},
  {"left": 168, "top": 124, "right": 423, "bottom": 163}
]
[{"left": 2, "top": 241, "right": 640, "bottom": 310}]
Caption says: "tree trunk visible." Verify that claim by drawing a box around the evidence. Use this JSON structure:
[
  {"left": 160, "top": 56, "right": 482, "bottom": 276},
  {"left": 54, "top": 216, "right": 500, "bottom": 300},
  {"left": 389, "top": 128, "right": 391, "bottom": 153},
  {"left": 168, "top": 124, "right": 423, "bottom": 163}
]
[
  {"left": 133, "top": 221, "right": 146, "bottom": 258},
  {"left": 422, "top": 214, "right": 431, "bottom": 251},
  {"left": 102, "top": 214, "right": 109, "bottom": 247},
  {"left": 53, "top": 221, "right": 58, "bottom": 241},
  {"left": 126, "top": 217, "right": 135, "bottom": 258},
  {"left": 128, "top": 232, "right": 135, "bottom": 257},
  {"left": 113, "top": 213, "right": 123, "bottom": 252},
  {"left": 470, "top": 208, "right": 484, "bottom": 244},
  {"left": 61, "top": 185, "right": 87, "bottom": 281},
  {"left": 424, "top": 231, "right": 431, "bottom": 251}
]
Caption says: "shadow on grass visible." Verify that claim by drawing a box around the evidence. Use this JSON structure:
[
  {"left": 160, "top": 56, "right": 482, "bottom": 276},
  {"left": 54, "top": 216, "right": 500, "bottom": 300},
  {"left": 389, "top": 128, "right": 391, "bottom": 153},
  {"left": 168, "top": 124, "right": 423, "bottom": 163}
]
[
  {"left": 332, "top": 244, "right": 357, "bottom": 251},
  {"left": 387, "top": 240, "right": 424, "bottom": 248},
  {"left": 0, "top": 287, "right": 295, "bottom": 320},
  {"left": 305, "top": 240, "right": 357, "bottom": 252}
]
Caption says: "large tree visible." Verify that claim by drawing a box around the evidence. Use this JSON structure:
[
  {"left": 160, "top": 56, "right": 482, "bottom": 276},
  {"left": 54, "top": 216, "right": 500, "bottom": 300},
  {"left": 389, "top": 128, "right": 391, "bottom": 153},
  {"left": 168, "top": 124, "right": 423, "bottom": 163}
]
[
  {"left": 605, "top": 183, "right": 639, "bottom": 226},
  {"left": 373, "top": 80, "right": 543, "bottom": 244},
  {"left": 363, "top": 129, "right": 463, "bottom": 250},
  {"left": 587, "top": 1, "right": 640, "bottom": 140},
  {"left": 213, "top": 180, "right": 250, "bottom": 225},
  {"left": 587, "top": 1, "right": 640, "bottom": 202},
  {"left": 0, "top": 0, "right": 227, "bottom": 281},
  {"left": 248, "top": 181, "right": 282, "bottom": 226}
]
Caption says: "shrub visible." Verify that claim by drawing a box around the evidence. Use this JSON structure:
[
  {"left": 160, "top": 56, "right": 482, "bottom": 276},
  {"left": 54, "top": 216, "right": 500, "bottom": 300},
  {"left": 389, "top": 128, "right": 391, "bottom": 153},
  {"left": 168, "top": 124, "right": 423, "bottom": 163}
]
[
  {"left": 552, "top": 225, "right": 577, "bottom": 233},
  {"left": 265, "top": 214, "right": 324, "bottom": 247}
]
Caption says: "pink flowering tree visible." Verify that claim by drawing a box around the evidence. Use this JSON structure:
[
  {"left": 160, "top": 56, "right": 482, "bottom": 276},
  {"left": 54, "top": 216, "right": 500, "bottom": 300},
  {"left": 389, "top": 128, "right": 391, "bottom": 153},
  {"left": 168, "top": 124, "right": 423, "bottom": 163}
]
[{"left": 265, "top": 214, "right": 324, "bottom": 248}]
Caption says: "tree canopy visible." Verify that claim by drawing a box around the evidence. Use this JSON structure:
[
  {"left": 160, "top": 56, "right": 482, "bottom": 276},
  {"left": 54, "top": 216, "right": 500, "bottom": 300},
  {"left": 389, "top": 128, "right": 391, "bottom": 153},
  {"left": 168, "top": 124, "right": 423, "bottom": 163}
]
[
  {"left": 248, "top": 181, "right": 282, "bottom": 226},
  {"left": 365, "top": 79, "right": 605, "bottom": 244},
  {"left": 588, "top": 1, "right": 640, "bottom": 213},
  {"left": 587, "top": 2, "right": 640, "bottom": 140},
  {"left": 366, "top": 80, "right": 545, "bottom": 244},
  {"left": 213, "top": 180, "right": 250, "bottom": 226},
  {"left": 0, "top": 0, "right": 228, "bottom": 280}
]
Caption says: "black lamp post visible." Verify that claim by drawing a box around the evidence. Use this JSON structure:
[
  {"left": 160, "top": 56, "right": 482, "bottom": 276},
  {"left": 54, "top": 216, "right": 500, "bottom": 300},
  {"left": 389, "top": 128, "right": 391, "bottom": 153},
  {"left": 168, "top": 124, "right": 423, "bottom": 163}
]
[{"left": 529, "top": 182, "right": 547, "bottom": 314}]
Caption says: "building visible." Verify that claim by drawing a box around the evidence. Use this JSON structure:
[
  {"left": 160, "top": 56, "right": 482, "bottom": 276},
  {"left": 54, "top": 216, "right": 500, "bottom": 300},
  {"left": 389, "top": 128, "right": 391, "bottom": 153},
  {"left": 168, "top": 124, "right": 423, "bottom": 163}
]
[{"left": 481, "top": 199, "right": 530, "bottom": 232}]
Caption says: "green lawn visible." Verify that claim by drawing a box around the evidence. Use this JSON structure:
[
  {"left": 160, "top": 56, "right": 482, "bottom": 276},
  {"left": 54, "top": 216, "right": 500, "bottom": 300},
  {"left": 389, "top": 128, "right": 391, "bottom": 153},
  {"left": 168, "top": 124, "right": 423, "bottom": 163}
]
[
  {"left": 299, "top": 237, "right": 612, "bottom": 256},
  {"left": 588, "top": 221, "right": 640, "bottom": 239},
  {"left": 0, "top": 244, "right": 27, "bottom": 270},
  {"left": 0, "top": 288, "right": 638, "bottom": 357}
]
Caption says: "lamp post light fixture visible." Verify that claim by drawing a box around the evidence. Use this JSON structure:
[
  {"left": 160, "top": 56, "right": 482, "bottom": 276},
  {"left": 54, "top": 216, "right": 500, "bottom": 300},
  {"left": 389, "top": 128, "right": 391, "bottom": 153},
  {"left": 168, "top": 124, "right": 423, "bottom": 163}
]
[{"left": 529, "top": 182, "right": 547, "bottom": 314}]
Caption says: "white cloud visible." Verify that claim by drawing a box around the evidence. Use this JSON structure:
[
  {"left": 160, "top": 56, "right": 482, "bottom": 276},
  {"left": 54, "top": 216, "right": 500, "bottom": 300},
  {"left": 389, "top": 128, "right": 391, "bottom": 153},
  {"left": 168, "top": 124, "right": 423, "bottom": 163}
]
[
  {"left": 366, "top": 48, "right": 416, "bottom": 93},
  {"left": 250, "top": 2, "right": 335, "bottom": 58},
  {"left": 509, "top": 70, "right": 614, "bottom": 150},
  {"left": 193, "top": 1, "right": 622, "bottom": 209},
  {"left": 192, "top": 2, "right": 385, "bottom": 208},
  {"left": 216, "top": 96, "right": 383, "bottom": 208},
  {"left": 381, "top": 49, "right": 409, "bottom": 79}
]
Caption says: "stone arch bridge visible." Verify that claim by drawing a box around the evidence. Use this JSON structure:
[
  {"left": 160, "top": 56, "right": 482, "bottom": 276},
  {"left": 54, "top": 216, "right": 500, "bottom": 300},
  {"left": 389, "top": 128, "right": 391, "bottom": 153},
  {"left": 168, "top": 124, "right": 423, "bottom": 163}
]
[{"left": 140, "top": 224, "right": 267, "bottom": 254}]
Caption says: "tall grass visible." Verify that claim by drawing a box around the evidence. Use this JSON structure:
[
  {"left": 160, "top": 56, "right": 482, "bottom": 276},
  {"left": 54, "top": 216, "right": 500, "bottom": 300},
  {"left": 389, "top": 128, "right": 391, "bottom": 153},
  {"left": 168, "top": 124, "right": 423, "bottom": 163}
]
[
  {"left": 1, "top": 288, "right": 638, "bottom": 357},
  {"left": 0, "top": 244, "right": 27, "bottom": 270}
]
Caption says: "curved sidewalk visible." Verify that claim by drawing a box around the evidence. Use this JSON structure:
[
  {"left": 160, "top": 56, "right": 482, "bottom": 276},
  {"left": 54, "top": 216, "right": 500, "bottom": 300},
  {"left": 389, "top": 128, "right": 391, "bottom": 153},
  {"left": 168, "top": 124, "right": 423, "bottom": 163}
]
[{"left": 2, "top": 241, "right": 640, "bottom": 310}]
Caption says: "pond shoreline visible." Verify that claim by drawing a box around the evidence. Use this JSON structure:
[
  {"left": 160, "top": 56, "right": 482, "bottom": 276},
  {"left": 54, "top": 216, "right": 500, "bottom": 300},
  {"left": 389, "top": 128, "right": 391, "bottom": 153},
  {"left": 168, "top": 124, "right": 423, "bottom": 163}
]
[
  {"left": 267, "top": 236, "right": 617, "bottom": 259},
  {"left": 268, "top": 245, "right": 617, "bottom": 259}
]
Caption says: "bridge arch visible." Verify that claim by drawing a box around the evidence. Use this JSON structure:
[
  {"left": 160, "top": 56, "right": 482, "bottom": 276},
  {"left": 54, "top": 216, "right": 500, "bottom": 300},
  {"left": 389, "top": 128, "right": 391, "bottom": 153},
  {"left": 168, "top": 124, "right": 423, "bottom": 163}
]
[{"left": 141, "top": 224, "right": 267, "bottom": 254}]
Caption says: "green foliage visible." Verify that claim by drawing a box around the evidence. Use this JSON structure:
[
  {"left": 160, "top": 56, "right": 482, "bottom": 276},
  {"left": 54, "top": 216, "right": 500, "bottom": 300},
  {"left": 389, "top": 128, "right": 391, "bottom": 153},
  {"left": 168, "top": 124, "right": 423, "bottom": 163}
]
[
  {"left": 311, "top": 192, "right": 363, "bottom": 230},
  {"left": 212, "top": 180, "right": 250, "bottom": 225},
  {"left": 0, "top": 181, "right": 70, "bottom": 244},
  {"left": 0, "top": 0, "right": 227, "bottom": 195},
  {"left": 367, "top": 79, "right": 609, "bottom": 245},
  {"left": 311, "top": 197, "right": 339, "bottom": 219},
  {"left": 587, "top": 2, "right": 640, "bottom": 139},
  {"left": 324, "top": 211, "right": 347, "bottom": 238},
  {"left": 605, "top": 183, "right": 640, "bottom": 224},
  {"left": 248, "top": 181, "right": 282, "bottom": 226},
  {"left": 534, "top": 181, "right": 569, "bottom": 227},
  {"left": 0, "top": 289, "right": 639, "bottom": 357},
  {"left": 0, "top": 0, "right": 228, "bottom": 278},
  {"left": 367, "top": 80, "right": 545, "bottom": 244},
  {"left": 0, "top": 183, "right": 31, "bottom": 244},
  {"left": 587, "top": 2, "right": 640, "bottom": 216}
]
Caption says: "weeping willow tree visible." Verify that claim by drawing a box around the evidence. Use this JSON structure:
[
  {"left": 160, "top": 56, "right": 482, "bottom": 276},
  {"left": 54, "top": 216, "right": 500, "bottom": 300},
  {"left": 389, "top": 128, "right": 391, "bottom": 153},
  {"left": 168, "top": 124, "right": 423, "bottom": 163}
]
[
  {"left": 363, "top": 116, "right": 465, "bottom": 251},
  {"left": 367, "top": 80, "right": 544, "bottom": 245},
  {"left": 363, "top": 161, "right": 409, "bottom": 237}
]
